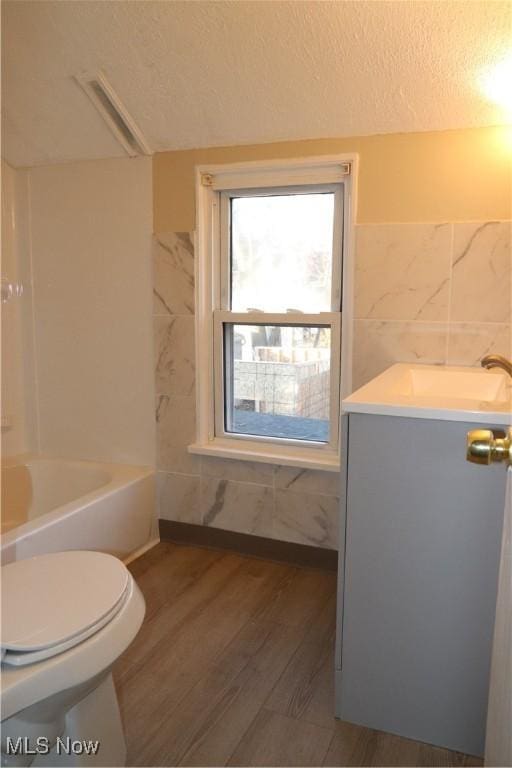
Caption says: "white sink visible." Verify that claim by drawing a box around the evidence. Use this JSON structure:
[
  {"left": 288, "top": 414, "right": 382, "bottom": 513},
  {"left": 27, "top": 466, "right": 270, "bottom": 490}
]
[
  {"left": 343, "top": 364, "right": 512, "bottom": 424},
  {"left": 396, "top": 366, "right": 509, "bottom": 402}
]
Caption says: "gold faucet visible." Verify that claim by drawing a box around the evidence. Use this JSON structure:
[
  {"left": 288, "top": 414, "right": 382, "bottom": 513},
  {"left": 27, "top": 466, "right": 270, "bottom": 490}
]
[{"left": 481, "top": 354, "right": 512, "bottom": 378}]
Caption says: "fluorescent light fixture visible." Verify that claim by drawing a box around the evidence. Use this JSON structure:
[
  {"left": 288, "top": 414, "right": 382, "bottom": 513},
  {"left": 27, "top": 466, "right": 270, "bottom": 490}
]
[{"left": 75, "top": 71, "right": 151, "bottom": 156}]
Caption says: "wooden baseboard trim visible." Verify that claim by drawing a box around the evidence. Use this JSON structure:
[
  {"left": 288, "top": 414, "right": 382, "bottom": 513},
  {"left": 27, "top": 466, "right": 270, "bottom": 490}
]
[{"left": 159, "top": 520, "right": 338, "bottom": 571}]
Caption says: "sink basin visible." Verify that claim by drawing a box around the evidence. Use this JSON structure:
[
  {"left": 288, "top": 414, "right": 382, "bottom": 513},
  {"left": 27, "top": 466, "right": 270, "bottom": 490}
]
[
  {"left": 397, "top": 366, "right": 508, "bottom": 402},
  {"left": 343, "top": 364, "right": 512, "bottom": 424}
]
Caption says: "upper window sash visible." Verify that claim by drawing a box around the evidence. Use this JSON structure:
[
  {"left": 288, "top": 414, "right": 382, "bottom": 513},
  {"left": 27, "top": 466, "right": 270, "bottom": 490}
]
[{"left": 218, "top": 184, "right": 344, "bottom": 314}]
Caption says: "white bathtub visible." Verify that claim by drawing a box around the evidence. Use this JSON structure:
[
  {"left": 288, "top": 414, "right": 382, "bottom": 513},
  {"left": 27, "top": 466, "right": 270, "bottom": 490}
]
[{"left": 1, "top": 456, "right": 156, "bottom": 565}]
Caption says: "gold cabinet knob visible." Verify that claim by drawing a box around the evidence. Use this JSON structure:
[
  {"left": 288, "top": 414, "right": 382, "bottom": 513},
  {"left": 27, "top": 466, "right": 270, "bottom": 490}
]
[{"left": 467, "top": 428, "right": 512, "bottom": 465}]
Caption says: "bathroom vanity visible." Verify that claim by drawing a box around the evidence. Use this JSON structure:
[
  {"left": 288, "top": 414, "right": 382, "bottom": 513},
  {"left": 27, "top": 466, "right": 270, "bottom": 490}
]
[{"left": 336, "top": 364, "right": 511, "bottom": 757}]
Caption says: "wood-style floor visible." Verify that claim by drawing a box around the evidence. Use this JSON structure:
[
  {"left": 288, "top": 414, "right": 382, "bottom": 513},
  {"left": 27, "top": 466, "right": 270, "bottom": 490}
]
[{"left": 114, "top": 542, "right": 482, "bottom": 767}]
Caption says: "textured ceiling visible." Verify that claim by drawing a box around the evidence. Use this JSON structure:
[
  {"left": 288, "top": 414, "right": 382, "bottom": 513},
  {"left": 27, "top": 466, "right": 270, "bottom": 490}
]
[{"left": 2, "top": 0, "right": 511, "bottom": 168}]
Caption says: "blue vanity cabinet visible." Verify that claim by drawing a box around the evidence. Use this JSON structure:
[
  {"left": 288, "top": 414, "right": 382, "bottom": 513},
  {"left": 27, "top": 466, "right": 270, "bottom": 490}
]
[{"left": 335, "top": 412, "right": 507, "bottom": 757}]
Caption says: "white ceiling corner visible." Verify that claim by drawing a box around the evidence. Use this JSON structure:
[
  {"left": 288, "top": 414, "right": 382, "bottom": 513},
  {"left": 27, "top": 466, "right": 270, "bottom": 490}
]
[{"left": 1, "top": 0, "right": 511, "bottom": 168}]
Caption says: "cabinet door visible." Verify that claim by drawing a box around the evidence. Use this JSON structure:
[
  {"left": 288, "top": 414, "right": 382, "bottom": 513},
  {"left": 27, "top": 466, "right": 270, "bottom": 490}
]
[{"left": 339, "top": 413, "right": 506, "bottom": 756}]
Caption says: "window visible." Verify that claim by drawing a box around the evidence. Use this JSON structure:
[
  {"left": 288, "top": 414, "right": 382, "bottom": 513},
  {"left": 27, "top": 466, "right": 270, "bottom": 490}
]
[{"left": 190, "top": 157, "right": 356, "bottom": 470}]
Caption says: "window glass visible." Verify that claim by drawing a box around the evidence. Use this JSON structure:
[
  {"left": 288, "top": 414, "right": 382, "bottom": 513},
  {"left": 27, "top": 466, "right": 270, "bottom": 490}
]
[
  {"left": 224, "top": 323, "right": 331, "bottom": 442},
  {"left": 230, "top": 193, "right": 334, "bottom": 312}
]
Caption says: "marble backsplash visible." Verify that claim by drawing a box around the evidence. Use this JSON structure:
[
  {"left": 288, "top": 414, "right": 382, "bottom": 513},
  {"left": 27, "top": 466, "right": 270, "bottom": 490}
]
[
  {"left": 153, "top": 221, "right": 511, "bottom": 551},
  {"left": 353, "top": 220, "right": 511, "bottom": 388}
]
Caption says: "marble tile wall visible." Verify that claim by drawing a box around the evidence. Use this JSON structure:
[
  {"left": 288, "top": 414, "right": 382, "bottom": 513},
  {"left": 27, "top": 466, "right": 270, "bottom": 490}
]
[
  {"left": 153, "top": 221, "right": 511, "bottom": 551},
  {"left": 152, "top": 232, "right": 340, "bottom": 551},
  {"left": 353, "top": 220, "right": 511, "bottom": 388}
]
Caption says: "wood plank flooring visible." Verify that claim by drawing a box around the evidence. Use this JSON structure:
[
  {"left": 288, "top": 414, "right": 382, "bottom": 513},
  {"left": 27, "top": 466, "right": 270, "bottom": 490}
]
[{"left": 114, "top": 542, "right": 482, "bottom": 767}]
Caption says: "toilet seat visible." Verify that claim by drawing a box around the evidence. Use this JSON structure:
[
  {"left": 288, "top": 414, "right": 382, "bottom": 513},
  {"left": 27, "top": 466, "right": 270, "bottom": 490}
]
[{"left": 1, "top": 551, "right": 130, "bottom": 667}]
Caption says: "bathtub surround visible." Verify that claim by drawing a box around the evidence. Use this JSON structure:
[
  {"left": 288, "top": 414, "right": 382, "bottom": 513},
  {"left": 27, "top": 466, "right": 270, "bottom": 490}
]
[
  {"left": 24, "top": 157, "right": 155, "bottom": 465},
  {"left": 2, "top": 156, "right": 155, "bottom": 467},
  {"left": 1, "top": 161, "right": 37, "bottom": 457}
]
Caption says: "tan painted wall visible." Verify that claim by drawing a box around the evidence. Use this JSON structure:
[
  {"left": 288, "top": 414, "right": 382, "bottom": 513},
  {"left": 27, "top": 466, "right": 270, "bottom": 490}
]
[{"left": 154, "top": 126, "right": 512, "bottom": 232}]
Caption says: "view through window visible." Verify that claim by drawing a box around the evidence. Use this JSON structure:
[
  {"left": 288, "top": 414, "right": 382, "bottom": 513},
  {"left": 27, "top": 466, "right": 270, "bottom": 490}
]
[
  {"left": 231, "top": 193, "right": 334, "bottom": 312},
  {"left": 225, "top": 323, "right": 332, "bottom": 442}
]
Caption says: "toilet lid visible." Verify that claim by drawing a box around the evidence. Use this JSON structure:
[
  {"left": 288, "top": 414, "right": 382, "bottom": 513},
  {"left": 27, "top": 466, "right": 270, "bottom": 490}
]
[{"left": 1, "top": 551, "right": 130, "bottom": 655}]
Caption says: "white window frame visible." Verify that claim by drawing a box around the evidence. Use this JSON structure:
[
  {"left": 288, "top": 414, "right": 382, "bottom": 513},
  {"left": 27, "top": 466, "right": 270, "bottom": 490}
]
[{"left": 189, "top": 155, "right": 358, "bottom": 471}]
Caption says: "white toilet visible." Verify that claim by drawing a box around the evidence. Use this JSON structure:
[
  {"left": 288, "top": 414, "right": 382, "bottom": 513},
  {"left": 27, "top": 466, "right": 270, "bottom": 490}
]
[{"left": 1, "top": 551, "right": 145, "bottom": 768}]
